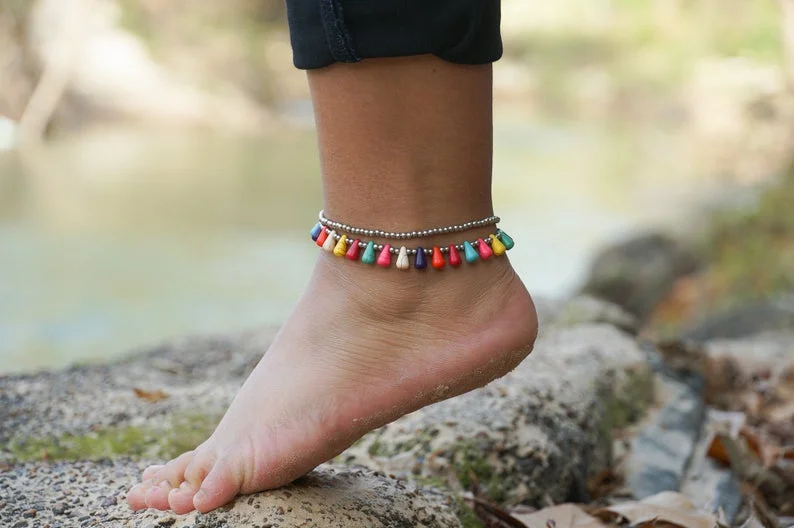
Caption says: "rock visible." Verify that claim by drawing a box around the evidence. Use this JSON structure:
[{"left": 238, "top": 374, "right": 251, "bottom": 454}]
[
  {"left": 581, "top": 233, "right": 700, "bottom": 322},
  {"left": 680, "top": 410, "right": 744, "bottom": 526},
  {"left": 625, "top": 372, "right": 705, "bottom": 498},
  {"left": 342, "top": 324, "right": 653, "bottom": 505},
  {"left": 704, "top": 329, "right": 794, "bottom": 377},
  {"left": 0, "top": 461, "right": 463, "bottom": 528},
  {"left": 684, "top": 295, "right": 794, "bottom": 342},
  {"left": 1, "top": 328, "right": 277, "bottom": 462},
  {"left": 549, "top": 295, "right": 639, "bottom": 334}
]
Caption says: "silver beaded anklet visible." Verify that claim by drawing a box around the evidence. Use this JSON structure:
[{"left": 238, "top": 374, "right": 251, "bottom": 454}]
[{"left": 318, "top": 210, "right": 500, "bottom": 240}]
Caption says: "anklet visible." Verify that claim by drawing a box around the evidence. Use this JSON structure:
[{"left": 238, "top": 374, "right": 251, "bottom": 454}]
[
  {"left": 317, "top": 210, "right": 500, "bottom": 240},
  {"left": 309, "top": 223, "right": 515, "bottom": 270}
]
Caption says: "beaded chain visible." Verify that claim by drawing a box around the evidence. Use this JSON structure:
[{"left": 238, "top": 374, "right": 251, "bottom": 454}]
[
  {"left": 318, "top": 210, "right": 500, "bottom": 240},
  {"left": 309, "top": 212, "right": 514, "bottom": 270}
]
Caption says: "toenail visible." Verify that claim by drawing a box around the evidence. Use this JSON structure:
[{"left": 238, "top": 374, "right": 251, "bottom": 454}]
[{"left": 194, "top": 490, "right": 206, "bottom": 504}]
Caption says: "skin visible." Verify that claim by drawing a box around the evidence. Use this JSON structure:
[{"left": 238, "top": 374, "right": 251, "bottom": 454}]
[{"left": 126, "top": 55, "right": 538, "bottom": 514}]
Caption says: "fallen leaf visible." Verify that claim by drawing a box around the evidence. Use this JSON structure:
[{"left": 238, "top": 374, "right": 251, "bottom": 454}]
[
  {"left": 587, "top": 467, "right": 623, "bottom": 500},
  {"left": 513, "top": 504, "right": 605, "bottom": 528},
  {"left": 707, "top": 433, "right": 732, "bottom": 466},
  {"left": 133, "top": 387, "right": 169, "bottom": 403},
  {"left": 593, "top": 492, "right": 719, "bottom": 528}
]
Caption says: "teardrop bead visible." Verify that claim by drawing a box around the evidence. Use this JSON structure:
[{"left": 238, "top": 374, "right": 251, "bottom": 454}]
[
  {"left": 490, "top": 234, "right": 507, "bottom": 256},
  {"left": 499, "top": 231, "right": 515, "bottom": 250},
  {"left": 315, "top": 228, "right": 329, "bottom": 247},
  {"left": 463, "top": 241, "right": 479, "bottom": 263},
  {"left": 345, "top": 239, "right": 361, "bottom": 260},
  {"left": 415, "top": 247, "right": 428, "bottom": 269},
  {"left": 396, "top": 246, "right": 410, "bottom": 270},
  {"left": 377, "top": 244, "right": 392, "bottom": 267},
  {"left": 448, "top": 245, "right": 462, "bottom": 267},
  {"left": 322, "top": 230, "right": 337, "bottom": 252},
  {"left": 310, "top": 222, "right": 323, "bottom": 241},
  {"left": 333, "top": 234, "right": 348, "bottom": 257},
  {"left": 477, "top": 238, "right": 493, "bottom": 259},
  {"left": 431, "top": 246, "right": 445, "bottom": 269},
  {"left": 361, "top": 241, "right": 376, "bottom": 264}
]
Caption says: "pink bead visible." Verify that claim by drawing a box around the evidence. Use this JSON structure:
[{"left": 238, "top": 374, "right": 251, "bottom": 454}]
[
  {"left": 477, "top": 238, "right": 493, "bottom": 259},
  {"left": 377, "top": 244, "right": 392, "bottom": 267}
]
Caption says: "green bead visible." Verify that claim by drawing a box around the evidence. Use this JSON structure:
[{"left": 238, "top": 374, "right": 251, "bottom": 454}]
[
  {"left": 499, "top": 231, "right": 515, "bottom": 250},
  {"left": 463, "top": 241, "right": 479, "bottom": 263},
  {"left": 361, "top": 241, "right": 376, "bottom": 264}
]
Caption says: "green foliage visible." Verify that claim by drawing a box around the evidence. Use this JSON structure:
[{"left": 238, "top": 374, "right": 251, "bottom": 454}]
[{"left": 707, "top": 168, "right": 794, "bottom": 304}]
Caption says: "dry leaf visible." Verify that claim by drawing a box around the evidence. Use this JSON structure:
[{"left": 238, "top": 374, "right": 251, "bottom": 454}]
[
  {"left": 593, "top": 492, "right": 719, "bottom": 528},
  {"left": 707, "top": 433, "right": 732, "bottom": 466},
  {"left": 513, "top": 504, "right": 605, "bottom": 528},
  {"left": 133, "top": 387, "right": 169, "bottom": 403}
]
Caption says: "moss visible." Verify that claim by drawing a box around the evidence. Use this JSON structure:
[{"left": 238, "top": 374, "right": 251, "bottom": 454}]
[
  {"left": 367, "top": 437, "right": 385, "bottom": 457},
  {"left": 606, "top": 366, "right": 655, "bottom": 430},
  {"left": 453, "top": 497, "right": 485, "bottom": 528},
  {"left": 451, "top": 441, "right": 505, "bottom": 503},
  {"left": 8, "top": 412, "right": 219, "bottom": 462}
]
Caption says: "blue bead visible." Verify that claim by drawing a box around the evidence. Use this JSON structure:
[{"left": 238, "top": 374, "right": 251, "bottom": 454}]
[
  {"left": 310, "top": 222, "right": 323, "bottom": 241},
  {"left": 415, "top": 247, "right": 428, "bottom": 269},
  {"left": 463, "top": 241, "right": 479, "bottom": 263}
]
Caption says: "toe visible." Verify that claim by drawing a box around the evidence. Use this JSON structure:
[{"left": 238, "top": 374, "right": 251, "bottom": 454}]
[
  {"left": 144, "top": 481, "right": 173, "bottom": 510},
  {"left": 168, "top": 482, "right": 199, "bottom": 514},
  {"left": 141, "top": 464, "right": 165, "bottom": 481},
  {"left": 126, "top": 483, "right": 150, "bottom": 511},
  {"left": 151, "top": 451, "right": 194, "bottom": 488},
  {"left": 192, "top": 459, "right": 242, "bottom": 513}
]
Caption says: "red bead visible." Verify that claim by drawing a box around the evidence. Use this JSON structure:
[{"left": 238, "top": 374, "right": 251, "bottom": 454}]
[
  {"left": 448, "top": 245, "right": 462, "bottom": 268},
  {"left": 377, "top": 244, "right": 392, "bottom": 267},
  {"left": 315, "top": 228, "right": 329, "bottom": 247},
  {"left": 431, "top": 246, "right": 445, "bottom": 269},
  {"left": 345, "top": 239, "right": 361, "bottom": 260},
  {"left": 477, "top": 238, "right": 493, "bottom": 259}
]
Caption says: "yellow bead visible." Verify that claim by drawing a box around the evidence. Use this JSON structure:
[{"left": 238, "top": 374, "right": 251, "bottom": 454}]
[
  {"left": 490, "top": 234, "right": 507, "bottom": 256},
  {"left": 333, "top": 235, "right": 348, "bottom": 257}
]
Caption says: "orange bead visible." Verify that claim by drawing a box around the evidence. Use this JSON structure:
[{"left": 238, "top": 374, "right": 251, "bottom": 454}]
[
  {"left": 431, "top": 246, "right": 445, "bottom": 269},
  {"left": 315, "top": 228, "right": 329, "bottom": 247}
]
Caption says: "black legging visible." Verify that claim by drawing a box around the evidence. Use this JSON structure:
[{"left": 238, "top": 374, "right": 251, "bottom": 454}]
[{"left": 285, "top": 0, "right": 502, "bottom": 69}]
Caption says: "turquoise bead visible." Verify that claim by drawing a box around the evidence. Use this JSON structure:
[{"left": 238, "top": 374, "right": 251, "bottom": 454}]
[
  {"left": 361, "top": 241, "right": 376, "bottom": 264},
  {"left": 463, "top": 241, "right": 479, "bottom": 263},
  {"left": 499, "top": 231, "right": 515, "bottom": 250},
  {"left": 310, "top": 222, "right": 322, "bottom": 241}
]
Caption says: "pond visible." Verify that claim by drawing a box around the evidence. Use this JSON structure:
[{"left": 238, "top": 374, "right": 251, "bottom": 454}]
[{"left": 0, "top": 106, "right": 721, "bottom": 373}]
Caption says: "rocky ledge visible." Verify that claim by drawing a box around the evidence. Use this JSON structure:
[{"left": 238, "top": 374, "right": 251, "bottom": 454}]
[{"left": 1, "top": 297, "right": 656, "bottom": 528}]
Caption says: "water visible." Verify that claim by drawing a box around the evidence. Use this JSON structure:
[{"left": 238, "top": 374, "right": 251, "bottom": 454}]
[{"left": 0, "top": 108, "right": 716, "bottom": 373}]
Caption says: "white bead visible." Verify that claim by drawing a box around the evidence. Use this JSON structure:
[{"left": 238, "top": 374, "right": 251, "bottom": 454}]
[
  {"left": 322, "top": 230, "right": 337, "bottom": 252},
  {"left": 396, "top": 247, "right": 410, "bottom": 270}
]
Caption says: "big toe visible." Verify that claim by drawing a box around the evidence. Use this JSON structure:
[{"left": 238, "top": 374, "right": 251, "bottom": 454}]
[{"left": 192, "top": 459, "right": 242, "bottom": 513}]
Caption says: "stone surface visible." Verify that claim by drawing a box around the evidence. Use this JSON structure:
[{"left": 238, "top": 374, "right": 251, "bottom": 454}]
[
  {"left": 0, "top": 461, "right": 463, "bottom": 528},
  {"left": 581, "top": 233, "right": 700, "bottom": 322},
  {"left": 342, "top": 324, "right": 653, "bottom": 505},
  {"left": 1, "top": 329, "right": 276, "bottom": 462},
  {"left": 625, "top": 372, "right": 705, "bottom": 499},
  {"left": 684, "top": 295, "right": 794, "bottom": 342},
  {"left": 680, "top": 410, "right": 744, "bottom": 526},
  {"left": 704, "top": 330, "right": 794, "bottom": 377}
]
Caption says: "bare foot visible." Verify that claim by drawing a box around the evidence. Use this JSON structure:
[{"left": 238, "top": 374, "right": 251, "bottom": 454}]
[{"left": 127, "top": 252, "right": 537, "bottom": 513}]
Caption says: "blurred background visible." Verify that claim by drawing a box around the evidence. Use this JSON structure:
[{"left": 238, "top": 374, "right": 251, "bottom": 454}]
[{"left": 1, "top": 0, "right": 793, "bottom": 373}]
